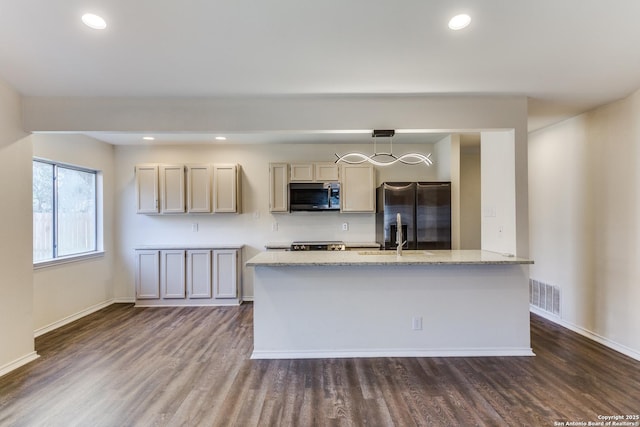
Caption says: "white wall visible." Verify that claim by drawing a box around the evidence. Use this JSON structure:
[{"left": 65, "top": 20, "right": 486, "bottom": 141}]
[
  {"left": 460, "top": 146, "right": 481, "bottom": 249},
  {"left": 435, "top": 135, "right": 452, "bottom": 181},
  {"left": 32, "top": 134, "right": 116, "bottom": 332},
  {"left": 114, "top": 142, "right": 439, "bottom": 300},
  {"left": 449, "top": 135, "right": 461, "bottom": 249},
  {"left": 0, "top": 78, "right": 36, "bottom": 375},
  {"left": 529, "top": 89, "right": 640, "bottom": 359},
  {"left": 434, "top": 134, "right": 462, "bottom": 249},
  {"left": 437, "top": 135, "right": 481, "bottom": 250},
  {"left": 23, "top": 95, "right": 529, "bottom": 134},
  {"left": 481, "top": 131, "right": 517, "bottom": 255}
]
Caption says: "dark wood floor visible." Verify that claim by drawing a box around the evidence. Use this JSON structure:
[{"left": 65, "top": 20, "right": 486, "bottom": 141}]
[{"left": 1, "top": 304, "right": 638, "bottom": 426}]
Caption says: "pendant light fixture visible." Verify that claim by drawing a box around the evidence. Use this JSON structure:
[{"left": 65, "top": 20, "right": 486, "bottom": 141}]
[{"left": 335, "top": 130, "right": 433, "bottom": 167}]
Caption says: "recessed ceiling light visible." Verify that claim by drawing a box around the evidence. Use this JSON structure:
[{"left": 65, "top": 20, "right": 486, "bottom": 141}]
[
  {"left": 82, "top": 13, "right": 107, "bottom": 30},
  {"left": 143, "top": 136, "right": 155, "bottom": 141},
  {"left": 215, "top": 136, "right": 227, "bottom": 141},
  {"left": 448, "top": 14, "right": 471, "bottom": 30}
]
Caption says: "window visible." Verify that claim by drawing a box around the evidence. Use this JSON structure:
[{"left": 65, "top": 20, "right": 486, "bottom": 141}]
[{"left": 33, "top": 159, "right": 98, "bottom": 262}]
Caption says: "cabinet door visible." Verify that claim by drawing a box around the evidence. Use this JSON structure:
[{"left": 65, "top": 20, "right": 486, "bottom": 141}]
[
  {"left": 161, "top": 250, "right": 186, "bottom": 299},
  {"left": 135, "top": 164, "right": 159, "bottom": 214},
  {"left": 290, "top": 163, "right": 314, "bottom": 181},
  {"left": 213, "top": 250, "right": 238, "bottom": 299},
  {"left": 213, "top": 164, "right": 238, "bottom": 213},
  {"left": 315, "top": 163, "right": 339, "bottom": 181},
  {"left": 187, "top": 250, "right": 212, "bottom": 299},
  {"left": 160, "top": 164, "right": 185, "bottom": 213},
  {"left": 341, "top": 164, "right": 375, "bottom": 213},
  {"left": 136, "top": 250, "right": 160, "bottom": 299},
  {"left": 186, "top": 165, "right": 212, "bottom": 213},
  {"left": 269, "top": 163, "right": 289, "bottom": 212}
]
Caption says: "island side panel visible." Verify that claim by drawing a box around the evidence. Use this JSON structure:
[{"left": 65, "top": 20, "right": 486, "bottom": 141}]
[{"left": 252, "top": 264, "right": 533, "bottom": 358}]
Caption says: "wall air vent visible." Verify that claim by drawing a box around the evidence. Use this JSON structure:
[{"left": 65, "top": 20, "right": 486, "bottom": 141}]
[{"left": 529, "top": 279, "right": 560, "bottom": 316}]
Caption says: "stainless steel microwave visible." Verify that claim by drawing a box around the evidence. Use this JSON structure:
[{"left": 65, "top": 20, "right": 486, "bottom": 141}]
[{"left": 289, "top": 182, "right": 340, "bottom": 211}]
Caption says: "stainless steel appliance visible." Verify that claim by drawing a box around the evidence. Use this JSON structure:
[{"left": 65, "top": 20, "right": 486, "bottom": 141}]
[
  {"left": 375, "top": 182, "right": 451, "bottom": 250},
  {"left": 289, "top": 182, "right": 340, "bottom": 212},
  {"left": 290, "top": 241, "right": 346, "bottom": 251}
]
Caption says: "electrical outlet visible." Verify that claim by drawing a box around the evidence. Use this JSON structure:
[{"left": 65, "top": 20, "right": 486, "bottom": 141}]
[
  {"left": 342, "top": 222, "right": 349, "bottom": 231},
  {"left": 192, "top": 223, "right": 198, "bottom": 232},
  {"left": 272, "top": 222, "right": 278, "bottom": 232},
  {"left": 412, "top": 316, "right": 423, "bottom": 331}
]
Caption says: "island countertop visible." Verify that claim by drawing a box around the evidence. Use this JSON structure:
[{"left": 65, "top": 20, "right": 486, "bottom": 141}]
[
  {"left": 246, "top": 249, "right": 533, "bottom": 266},
  {"left": 250, "top": 248, "right": 534, "bottom": 359}
]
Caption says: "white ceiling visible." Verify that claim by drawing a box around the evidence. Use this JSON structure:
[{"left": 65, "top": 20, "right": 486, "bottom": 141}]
[{"left": 2, "top": 0, "right": 640, "bottom": 143}]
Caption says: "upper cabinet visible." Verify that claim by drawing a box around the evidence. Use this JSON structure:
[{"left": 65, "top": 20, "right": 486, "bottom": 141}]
[
  {"left": 315, "top": 163, "right": 340, "bottom": 181},
  {"left": 135, "top": 164, "right": 159, "bottom": 214},
  {"left": 269, "top": 163, "right": 289, "bottom": 213},
  {"left": 290, "top": 162, "right": 339, "bottom": 182},
  {"left": 159, "top": 164, "right": 186, "bottom": 214},
  {"left": 340, "top": 164, "right": 375, "bottom": 213},
  {"left": 213, "top": 164, "right": 241, "bottom": 213},
  {"left": 186, "top": 164, "right": 212, "bottom": 213},
  {"left": 289, "top": 163, "right": 314, "bottom": 182},
  {"left": 135, "top": 163, "right": 241, "bottom": 215},
  {"left": 269, "top": 162, "right": 373, "bottom": 213}
]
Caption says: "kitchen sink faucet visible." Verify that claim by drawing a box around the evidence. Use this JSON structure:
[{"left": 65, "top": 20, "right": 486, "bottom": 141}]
[{"left": 396, "top": 213, "right": 406, "bottom": 256}]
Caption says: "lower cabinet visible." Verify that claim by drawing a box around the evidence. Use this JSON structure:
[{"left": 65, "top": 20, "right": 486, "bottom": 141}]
[
  {"left": 135, "top": 247, "right": 242, "bottom": 306},
  {"left": 187, "top": 250, "right": 212, "bottom": 298},
  {"left": 135, "top": 250, "right": 160, "bottom": 299},
  {"left": 161, "top": 250, "right": 186, "bottom": 299},
  {"left": 213, "top": 250, "right": 238, "bottom": 298}
]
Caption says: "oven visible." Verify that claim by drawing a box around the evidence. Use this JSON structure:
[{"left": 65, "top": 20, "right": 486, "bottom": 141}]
[{"left": 290, "top": 241, "right": 346, "bottom": 251}]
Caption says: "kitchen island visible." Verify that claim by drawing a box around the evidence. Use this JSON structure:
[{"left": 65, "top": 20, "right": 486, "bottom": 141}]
[{"left": 246, "top": 250, "right": 534, "bottom": 359}]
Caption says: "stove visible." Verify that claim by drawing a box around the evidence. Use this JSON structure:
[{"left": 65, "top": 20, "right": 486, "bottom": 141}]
[{"left": 290, "top": 241, "right": 346, "bottom": 251}]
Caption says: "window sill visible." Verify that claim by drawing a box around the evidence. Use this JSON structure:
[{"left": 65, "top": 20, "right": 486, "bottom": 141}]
[{"left": 33, "top": 251, "right": 105, "bottom": 270}]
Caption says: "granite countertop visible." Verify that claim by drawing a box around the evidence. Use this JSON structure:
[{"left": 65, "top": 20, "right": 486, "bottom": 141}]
[
  {"left": 135, "top": 244, "right": 244, "bottom": 250},
  {"left": 344, "top": 242, "right": 381, "bottom": 249},
  {"left": 246, "top": 249, "right": 533, "bottom": 266},
  {"left": 263, "top": 242, "right": 292, "bottom": 250}
]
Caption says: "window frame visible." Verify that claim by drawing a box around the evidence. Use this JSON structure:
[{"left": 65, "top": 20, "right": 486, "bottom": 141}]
[{"left": 33, "top": 158, "right": 103, "bottom": 268}]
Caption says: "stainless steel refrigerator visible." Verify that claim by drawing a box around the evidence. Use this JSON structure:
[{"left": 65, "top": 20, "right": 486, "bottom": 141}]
[{"left": 375, "top": 182, "right": 452, "bottom": 250}]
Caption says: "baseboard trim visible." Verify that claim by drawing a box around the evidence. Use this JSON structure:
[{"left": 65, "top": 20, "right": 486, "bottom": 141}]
[
  {"left": 251, "top": 347, "right": 535, "bottom": 360},
  {"left": 134, "top": 302, "right": 242, "bottom": 307},
  {"left": 113, "top": 297, "right": 135, "bottom": 304},
  {"left": 0, "top": 351, "right": 40, "bottom": 378},
  {"left": 242, "top": 296, "right": 254, "bottom": 302},
  {"left": 530, "top": 306, "right": 640, "bottom": 362},
  {"left": 34, "top": 299, "right": 115, "bottom": 338}
]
